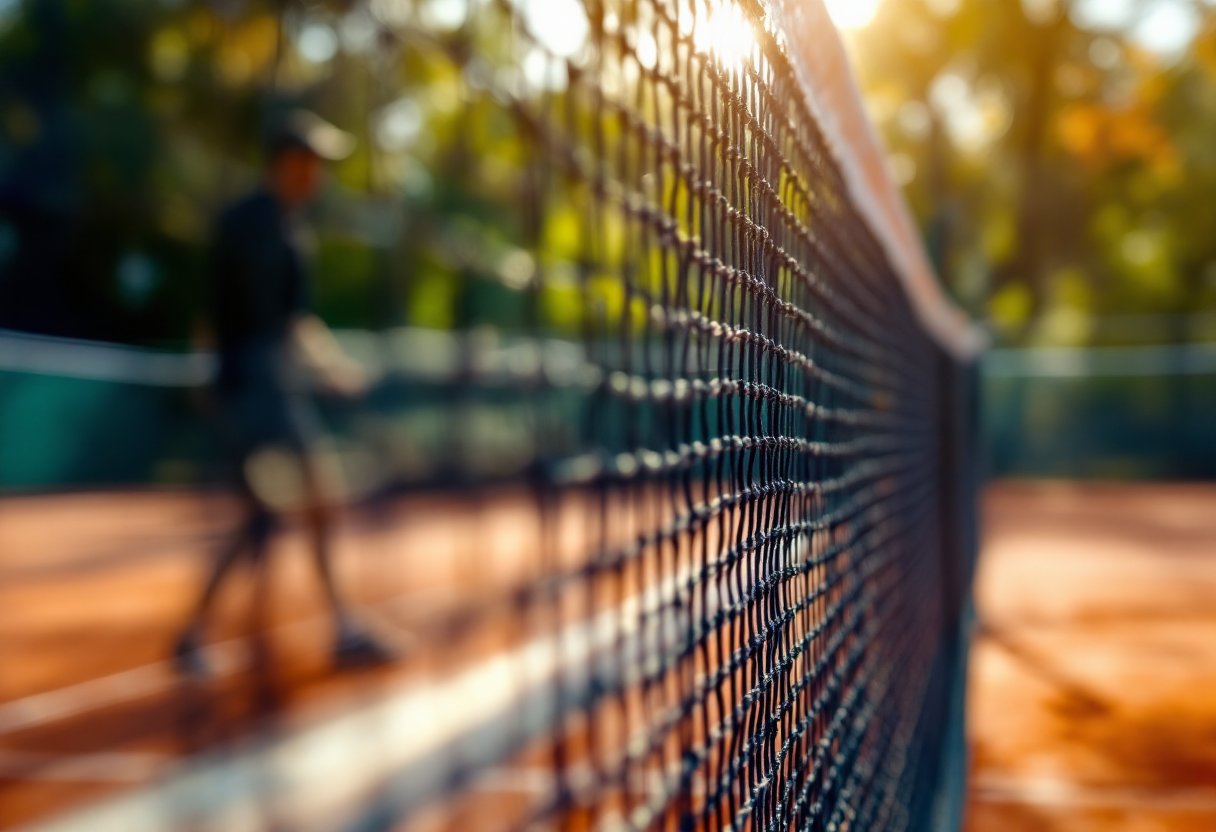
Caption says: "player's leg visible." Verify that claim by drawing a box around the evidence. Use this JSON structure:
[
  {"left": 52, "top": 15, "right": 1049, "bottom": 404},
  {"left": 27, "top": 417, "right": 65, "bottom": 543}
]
[
  {"left": 173, "top": 504, "right": 274, "bottom": 676},
  {"left": 297, "top": 451, "right": 396, "bottom": 668}
]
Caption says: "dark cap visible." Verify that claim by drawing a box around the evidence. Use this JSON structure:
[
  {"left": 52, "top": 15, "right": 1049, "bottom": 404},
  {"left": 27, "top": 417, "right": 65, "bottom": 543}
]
[{"left": 268, "top": 109, "right": 356, "bottom": 161}]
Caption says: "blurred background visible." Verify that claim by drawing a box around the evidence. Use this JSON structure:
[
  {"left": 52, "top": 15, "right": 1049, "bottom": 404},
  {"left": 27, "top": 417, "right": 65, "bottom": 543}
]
[
  {"left": 3, "top": 0, "right": 1215, "bottom": 486},
  {"left": 832, "top": 0, "right": 1216, "bottom": 479},
  {"left": 0, "top": 0, "right": 596, "bottom": 493}
]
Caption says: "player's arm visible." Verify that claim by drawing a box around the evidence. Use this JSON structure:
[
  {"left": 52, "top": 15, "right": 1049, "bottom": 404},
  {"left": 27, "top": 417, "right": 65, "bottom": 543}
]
[{"left": 291, "top": 313, "right": 367, "bottom": 396}]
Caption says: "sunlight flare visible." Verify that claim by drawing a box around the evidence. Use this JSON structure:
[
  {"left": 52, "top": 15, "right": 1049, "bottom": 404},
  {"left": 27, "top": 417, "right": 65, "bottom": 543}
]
[
  {"left": 823, "top": 0, "right": 881, "bottom": 30},
  {"left": 685, "top": 1, "right": 757, "bottom": 67}
]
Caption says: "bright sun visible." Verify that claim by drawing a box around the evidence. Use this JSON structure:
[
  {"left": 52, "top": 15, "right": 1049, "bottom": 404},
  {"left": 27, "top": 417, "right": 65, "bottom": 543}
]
[
  {"left": 688, "top": 2, "right": 757, "bottom": 67},
  {"left": 823, "top": 0, "right": 882, "bottom": 30}
]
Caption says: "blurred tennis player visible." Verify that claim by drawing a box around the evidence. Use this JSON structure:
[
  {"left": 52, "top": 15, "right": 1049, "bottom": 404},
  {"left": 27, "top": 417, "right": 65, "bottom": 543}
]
[{"left": 174, "top": 110, "right": 393, "bottom": 676}]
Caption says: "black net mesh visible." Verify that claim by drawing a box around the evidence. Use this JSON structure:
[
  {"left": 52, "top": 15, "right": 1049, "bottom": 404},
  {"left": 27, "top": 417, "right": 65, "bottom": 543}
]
[{"left": 341, "top": 1, "right": 977, "bottom": 831}]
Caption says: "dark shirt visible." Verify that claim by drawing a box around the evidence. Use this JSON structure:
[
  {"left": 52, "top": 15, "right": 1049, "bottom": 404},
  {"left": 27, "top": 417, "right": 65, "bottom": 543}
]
[{"left": 210, "top": 191, "right": 310, "bottom": 389}]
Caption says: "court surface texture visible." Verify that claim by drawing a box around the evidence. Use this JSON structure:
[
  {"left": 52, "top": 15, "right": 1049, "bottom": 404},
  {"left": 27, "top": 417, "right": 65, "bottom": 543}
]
[
  {"left": 966, "top": 482, "right": 1216, "bottom": 832},
  {"left": 4, "top": 482, "right": 1215, "bottom": 830}
]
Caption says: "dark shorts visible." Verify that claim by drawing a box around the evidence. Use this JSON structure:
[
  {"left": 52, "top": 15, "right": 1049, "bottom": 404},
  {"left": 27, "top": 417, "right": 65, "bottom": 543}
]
[
  {"left": 214, "top": 343, "right": 321, "bottom": 473},
  {"left": 217, "top": 381, "right": 319, "bottom": 461}
]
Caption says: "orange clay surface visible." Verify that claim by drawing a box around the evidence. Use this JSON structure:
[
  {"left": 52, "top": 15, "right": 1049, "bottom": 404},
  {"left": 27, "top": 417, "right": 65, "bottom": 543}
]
[
  {"left": 0, "top": 486, "right": 576, "bottom": 829},
  {"left": 966, "top": 481, "right": 1216, "bottom": 832},
  {"left": 4, "top": 482, "right": 1215, "bottom": 831}
]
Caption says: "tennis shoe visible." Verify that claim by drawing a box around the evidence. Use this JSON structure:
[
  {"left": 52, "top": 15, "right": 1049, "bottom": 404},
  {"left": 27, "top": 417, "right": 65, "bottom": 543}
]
[
  {"left": 333, "top": 627, "right": 397, "bottom": 670},
  {"left": 172, "top": 631, "right": 211, "bottom": 680}
]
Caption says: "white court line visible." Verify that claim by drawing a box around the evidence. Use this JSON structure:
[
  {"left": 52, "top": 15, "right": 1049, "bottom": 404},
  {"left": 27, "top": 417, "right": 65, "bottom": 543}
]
[
  {"left": 0, "top": 587, "right": 449, "bottom": 737},
  {"left": 13, "top": 634, "right": 567, "bottom": 830},
  {"left": 972, "top": 775, "right": 1216, "bottom": 812},
  {"left": 0, "top": 532, "right": 707, "bottom": 738},
  {"left": 15, "top": 558, "right": 716, "bottom": 832},
  {"left": 0, "top": 644, "right": 248, "bottom": 736}
]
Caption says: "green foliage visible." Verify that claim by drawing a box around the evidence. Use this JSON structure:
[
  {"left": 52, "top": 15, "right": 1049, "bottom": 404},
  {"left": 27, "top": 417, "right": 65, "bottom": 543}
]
[
  {"left": 846, "top": 0, "right": 1216, "bottom": 344},
  {"left": 22, "top": 0, "right": 1213, "bottom": 351},
  {"left": 313, "top": 237, "right": 380, "bottom": 329},
  {"left": 0, "top": 0, "right": 572, "bottom": 344}
]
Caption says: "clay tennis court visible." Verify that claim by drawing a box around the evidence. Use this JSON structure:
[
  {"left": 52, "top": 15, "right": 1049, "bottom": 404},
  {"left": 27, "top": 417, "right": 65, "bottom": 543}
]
[
  {"left": 966, "top": 482, "right": 1216, "bottom": 832},
  {"left": 3, "top": 481, "right": 1214, "bottom": 830},
  {"left": 0, "top": 481, "right": 782, "bottom": 832},
  {"left": 0, "top": 486, "right": 598, "bottom": 829}
]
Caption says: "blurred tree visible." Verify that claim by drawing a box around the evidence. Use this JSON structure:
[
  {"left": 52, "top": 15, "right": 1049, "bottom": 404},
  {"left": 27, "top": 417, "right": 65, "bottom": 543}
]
[
  {"left": 0, "top": 0, "right": 549, "bottom": 345},
  {"left": 847, "top": 0, "right": 1216, "bottom": 345},
  {"left": 10, "top": 0, "right": 1216, "bottom": 350}
]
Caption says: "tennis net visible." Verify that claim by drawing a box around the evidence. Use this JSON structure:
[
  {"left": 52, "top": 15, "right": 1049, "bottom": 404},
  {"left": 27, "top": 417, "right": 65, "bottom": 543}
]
[{"left": 23, "top": 1, "right": 981, "bottom": 830}]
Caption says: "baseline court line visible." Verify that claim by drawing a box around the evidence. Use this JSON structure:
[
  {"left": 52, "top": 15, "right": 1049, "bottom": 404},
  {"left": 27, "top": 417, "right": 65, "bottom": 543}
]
[
  {"left": 0, "top": 643, "right": 248, "bottom": 736},
  {"left": 15, "top": 559, "right": 715, "bottom": 832},
  {"left": 0, "top": 586, "right": 450, "bottom": 737}
]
